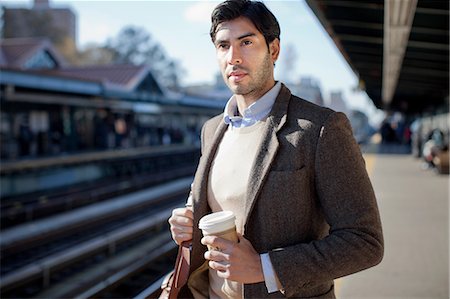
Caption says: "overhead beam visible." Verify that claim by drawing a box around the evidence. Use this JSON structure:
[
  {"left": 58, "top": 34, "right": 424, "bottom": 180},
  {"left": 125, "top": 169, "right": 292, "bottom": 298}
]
[
  {"left": 415, "top": 7, "right": 449, "bottom": 16},
  {"left": 411, "top": 27, "right": 449, "bottom": 36},
  {"left": 407, "top": 40, "right": 449, "bottom": 51},
  {"left": 330, "top": 19, "right": 447, "bottom": 36},
  {"left": 382, "top": 0, "right": 418, "bottom": 107},
  {"left": 339, "top": 34, "right": 383, "bottom": 44},
  {"left": 325, "top": 1, "right": 383, "bottom": 10},
  {"left": 397, "top": 78, "right": 448, "bottom": 87},
  {"left": 329, "top": 20, "right": 383, "bottom": 30},
  {"left": 404, "top": 51, "right": 449, "bottom": 62},
  {"left": 344, "top": 45, "right": 382, "bottom": 56},
  {"left": 401, "top": 61, "right": 449, "bottom": 71},
  {"left": 398, "top": 74, "right": 449, "bottom": 82},
  {"left": 352, "top": 62, "right": 382, "bottom": 70},
  {"left": 396, "top": 83, "right": 447, "bottom": 91},
  {"left": 349, "top": 55, "right": 382, "bottom": 63}
]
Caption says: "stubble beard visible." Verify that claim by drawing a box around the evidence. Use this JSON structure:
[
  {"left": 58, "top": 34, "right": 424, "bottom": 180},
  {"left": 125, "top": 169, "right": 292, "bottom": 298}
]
[{"left": 224, "top": 52, "right": 273, "bottom": 99}]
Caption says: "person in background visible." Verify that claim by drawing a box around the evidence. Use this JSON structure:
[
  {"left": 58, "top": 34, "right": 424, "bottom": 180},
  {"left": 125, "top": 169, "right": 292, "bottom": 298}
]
[{"left": 169, "top": 0, "right": 384, "bottom": 297}]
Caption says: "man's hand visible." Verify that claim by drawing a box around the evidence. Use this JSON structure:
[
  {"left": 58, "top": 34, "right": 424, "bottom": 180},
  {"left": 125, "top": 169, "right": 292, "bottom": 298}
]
[
  {"left": 168, "top": 207, "right": 193, "bottom": 244},
  {"left": 201, "top": 233, "right": 264, "bottom": 284}
]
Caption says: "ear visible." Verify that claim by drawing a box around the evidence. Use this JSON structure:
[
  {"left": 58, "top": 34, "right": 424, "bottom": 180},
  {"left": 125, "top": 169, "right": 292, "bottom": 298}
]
[{"left": 269, "top": 38, "right": 280, "bottom": 63}]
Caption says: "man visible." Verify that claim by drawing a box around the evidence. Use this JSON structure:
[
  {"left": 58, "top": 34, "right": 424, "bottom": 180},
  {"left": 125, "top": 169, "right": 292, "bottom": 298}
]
[{"left": 168, "top": 0, "right": 383, "bottom": 298}]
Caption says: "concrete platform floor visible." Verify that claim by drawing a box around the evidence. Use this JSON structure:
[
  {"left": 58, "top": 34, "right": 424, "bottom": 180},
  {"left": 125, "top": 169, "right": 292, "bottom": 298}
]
[{"left": 336, "top": 152, "right": 449, "bottom": 299}]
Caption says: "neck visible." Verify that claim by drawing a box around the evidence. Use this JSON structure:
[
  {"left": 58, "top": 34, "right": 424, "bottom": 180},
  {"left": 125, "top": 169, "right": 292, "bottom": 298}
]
[{"left": 234, "top": 79, "right": 276, "bottom": 115}]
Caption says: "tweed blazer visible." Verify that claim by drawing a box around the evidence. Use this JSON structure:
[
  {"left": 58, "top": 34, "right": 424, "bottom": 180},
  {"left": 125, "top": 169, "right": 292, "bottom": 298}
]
[{"left": 183, "top": 84, "right": 384, "bottom": 298}]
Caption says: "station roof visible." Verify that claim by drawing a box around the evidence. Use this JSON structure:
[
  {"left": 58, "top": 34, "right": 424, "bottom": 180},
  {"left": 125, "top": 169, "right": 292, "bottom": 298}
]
[
  {"left": 0, "top": 37, "right": 227, "bottom": 112},
  {"left": 0, "top": 37, "right": 67, "bottom": 68},
  {"left": 46, "top": 64, "right": 164, "bottom": 95},
  {"left": 306, "top": 0, "right": 449, "bottom": 115},
  {"left": 0, "top": 38, "right": 164, "bottom": 96}
]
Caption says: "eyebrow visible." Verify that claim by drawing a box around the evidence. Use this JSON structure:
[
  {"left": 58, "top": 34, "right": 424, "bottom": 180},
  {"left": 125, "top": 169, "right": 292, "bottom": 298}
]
[
  {"left": 237, "top": 32, "right": 257, "bottom": 40},
  {"left": 215, "top": 32, "right": 257, "bottom": 45}
]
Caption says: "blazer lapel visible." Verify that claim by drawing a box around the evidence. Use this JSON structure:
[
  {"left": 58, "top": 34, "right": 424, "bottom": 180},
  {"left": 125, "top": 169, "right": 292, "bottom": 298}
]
[
  {"left": 192, "top": 119, "right": 227, "bottom": 220},
  {"left": 243, "top": 84, "right": 291, "bottom": 230}
]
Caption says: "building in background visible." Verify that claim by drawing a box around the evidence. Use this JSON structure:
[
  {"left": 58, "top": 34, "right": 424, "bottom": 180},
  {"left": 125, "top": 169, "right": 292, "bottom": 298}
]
[
  {"left": 0, "top": 0, "right": 228, "bottom": 161},
  {"left": 286, "top": 77, "right": 324, "bottom": 107},
  {"left": 0, "top": 37, "right": 67, "bottom": 69},
  {"left": 182, "top": 72, "right": 232, "bottom": 101},
  {"left": 0, "top": 37, "right": 225, "bottom": 160},
  {"left": 328, "top": 91, "right": 350, "bottom": 116},
  {"left": 2, "top": 0, "right": 77, "bottom": 62}
]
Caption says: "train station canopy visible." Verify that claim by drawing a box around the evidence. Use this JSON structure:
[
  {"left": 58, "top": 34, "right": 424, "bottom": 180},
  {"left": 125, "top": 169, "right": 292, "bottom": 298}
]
[
  {"left": 306, "top": 0, "right": 449, "bottom": 115},
  {"left": 0, "top": 38, "right": 226, "bottom": 112}
]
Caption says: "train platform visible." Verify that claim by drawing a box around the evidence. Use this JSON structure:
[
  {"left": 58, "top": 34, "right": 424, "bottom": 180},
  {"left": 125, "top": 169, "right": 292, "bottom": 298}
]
[{"left": 336, "top": 144, "right": 449, "bottom": 299}]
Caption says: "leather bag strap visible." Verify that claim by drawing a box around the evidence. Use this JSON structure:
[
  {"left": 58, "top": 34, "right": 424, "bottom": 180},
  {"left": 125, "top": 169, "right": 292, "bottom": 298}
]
[{"left": 169, "top": 241, "right": 191, "bottom": 298}]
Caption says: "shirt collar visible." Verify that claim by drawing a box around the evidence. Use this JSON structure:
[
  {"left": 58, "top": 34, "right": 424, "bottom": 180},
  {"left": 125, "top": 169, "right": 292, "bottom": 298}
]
[{"left": 223, "top": 81, "right": 282, "bottom": 127}]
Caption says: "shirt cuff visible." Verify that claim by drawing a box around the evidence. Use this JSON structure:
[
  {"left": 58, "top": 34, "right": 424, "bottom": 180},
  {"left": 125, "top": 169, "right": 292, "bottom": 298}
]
[{"left": 260, "top": 253, "right": 284, "bottom": 293}]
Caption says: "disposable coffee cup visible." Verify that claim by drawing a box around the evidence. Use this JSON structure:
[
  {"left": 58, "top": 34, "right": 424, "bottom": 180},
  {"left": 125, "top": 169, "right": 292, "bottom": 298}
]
[{"left": 199, "top": 211, "right": 238, "bottom": 250}]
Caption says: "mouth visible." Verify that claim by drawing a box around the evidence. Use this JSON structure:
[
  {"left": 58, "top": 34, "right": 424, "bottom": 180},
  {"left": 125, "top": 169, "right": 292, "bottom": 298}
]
[{"left": 228, "top": 71, "right": 247, "bottom": 82}]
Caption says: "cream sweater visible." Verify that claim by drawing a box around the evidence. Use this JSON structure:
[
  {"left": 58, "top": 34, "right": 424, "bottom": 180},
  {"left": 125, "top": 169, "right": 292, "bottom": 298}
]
[{"left": 207, "top": 120, "right": 267, "bottom": 299}]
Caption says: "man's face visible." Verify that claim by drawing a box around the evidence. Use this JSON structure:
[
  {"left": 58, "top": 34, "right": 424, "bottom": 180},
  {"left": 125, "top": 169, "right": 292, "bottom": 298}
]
[{"left": 214, "top": 17, "right": 279, "bottom": 99}]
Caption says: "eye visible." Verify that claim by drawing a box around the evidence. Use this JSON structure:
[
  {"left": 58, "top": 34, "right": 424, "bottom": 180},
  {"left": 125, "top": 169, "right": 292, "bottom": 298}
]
[
  {"left": 217, "top": 43, "right": 230, "bottom": 50},
  {"left": 242, "top": 40, "right": 252, "bottom": 46}
]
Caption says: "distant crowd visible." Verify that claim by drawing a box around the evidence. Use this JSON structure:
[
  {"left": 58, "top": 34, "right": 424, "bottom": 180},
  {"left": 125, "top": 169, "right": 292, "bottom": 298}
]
[{"left": 4, "top": 109, "right": 203, "bottom": 160}]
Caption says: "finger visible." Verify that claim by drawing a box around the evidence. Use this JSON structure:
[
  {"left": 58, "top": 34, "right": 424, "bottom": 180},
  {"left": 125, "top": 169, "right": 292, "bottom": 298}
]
[
  {"left": 173, "top": 233, "right": 192, "bottom": 245},
  {"left": 201, "top": 236, "right": 232, "bottom": 249},
  {"left": 204, "top": 250, "right": 228, "bottom": 262},
  {"left": 168, "top": 215, "right": 193, "bottom": 227},
  {"left": 216, "top": 269, "right": 231, "bottom": 279},
  {"left": 179, "top": 216, "right": 194, "bottom": 226},
  {"left": 171, "top": 225, "right": 193, "bottom": 234},
  {"left": 170, "top": 226, "right": 193, "bottom": 235},
  {"left": 172, "top": 208, "right": 194, "bottom": 219},
  {"left": 171, "top": 227, "right": 193, "bottom": 238},
  {"left": 208, "top": 260, "right": 229, "bottom": 272},
  {"left": 176, "top": 233, "right": 192, "bottom": 242}
]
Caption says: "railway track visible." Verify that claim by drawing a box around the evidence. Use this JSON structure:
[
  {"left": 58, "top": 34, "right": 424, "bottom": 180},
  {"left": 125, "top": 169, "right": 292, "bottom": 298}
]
[
  {"left": 1, "top": 165, "right": 195, "bottom": 229},
  {"left": 0, "top": 178, "right": 190, "bottom": 298},
  {"left": 70, "top": 238, "right": 176, "bottom": 299},
  {"left": 1, "top": 145, "right": 200, "bottom": 229}
]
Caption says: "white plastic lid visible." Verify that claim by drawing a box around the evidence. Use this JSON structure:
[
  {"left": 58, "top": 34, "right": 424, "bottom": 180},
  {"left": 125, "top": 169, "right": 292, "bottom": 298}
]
[{"left": 199, "top": 211, "right": 236, "bottom": 235}]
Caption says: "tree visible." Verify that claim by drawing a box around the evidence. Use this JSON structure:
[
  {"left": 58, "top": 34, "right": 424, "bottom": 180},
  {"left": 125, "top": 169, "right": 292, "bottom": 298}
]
[
  {"left": 77, "top": 26, "right": 183, "bottom": 90},
  {"left": 77, "top": 43, "right": 116, "bottom": 65},
  {"left": 105, "top": 26, "right": 184, "bottom": 90}
]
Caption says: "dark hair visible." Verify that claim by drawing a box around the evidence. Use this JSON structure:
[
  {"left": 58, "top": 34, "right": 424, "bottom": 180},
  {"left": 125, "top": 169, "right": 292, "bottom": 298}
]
[{"left": 210, "top": 0, "right": 280, "bottom": 47}]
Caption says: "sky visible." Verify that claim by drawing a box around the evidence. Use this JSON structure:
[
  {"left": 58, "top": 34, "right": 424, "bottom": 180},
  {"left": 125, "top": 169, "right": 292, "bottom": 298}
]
[{"left": 2, "top": 0, "right": 384, "bottom": 124}]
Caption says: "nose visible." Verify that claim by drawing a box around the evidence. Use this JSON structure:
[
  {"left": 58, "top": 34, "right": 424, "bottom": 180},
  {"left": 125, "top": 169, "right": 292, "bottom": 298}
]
[{"left": 227, "top": 46, "right": 242, "bottom": 65}]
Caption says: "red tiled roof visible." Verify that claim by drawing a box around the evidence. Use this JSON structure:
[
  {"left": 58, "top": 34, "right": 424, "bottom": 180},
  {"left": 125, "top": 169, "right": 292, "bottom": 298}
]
[
  {"left": 54, "top": 64, "right": 149, "bottom": 89},
  {"left": 0, "top": 38, "right": 164, "bottom": 94},
  {"left": 0, "top": 37, "right": 65, "bottom": 68}
]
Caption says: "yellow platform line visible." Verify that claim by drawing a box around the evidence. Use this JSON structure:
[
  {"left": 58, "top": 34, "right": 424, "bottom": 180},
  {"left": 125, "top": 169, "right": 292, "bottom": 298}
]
[{"left": 334, "top": 153, "right": 376, "bottom": 296}]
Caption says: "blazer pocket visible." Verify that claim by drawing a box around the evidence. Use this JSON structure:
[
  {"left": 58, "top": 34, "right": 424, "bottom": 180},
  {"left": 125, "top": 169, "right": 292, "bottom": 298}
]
[
  {"left": 266, "top": 166, "right": 307, "bottom": 195},
  {"left": 269, "top": 164, "right": 306, "bottom": 173}
]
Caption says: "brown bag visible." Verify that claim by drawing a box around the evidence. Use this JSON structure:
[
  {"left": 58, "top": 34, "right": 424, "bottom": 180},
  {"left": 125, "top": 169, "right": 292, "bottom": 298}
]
[{"left": 159, "top": 241, "right": 191, "bottom": 299}]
